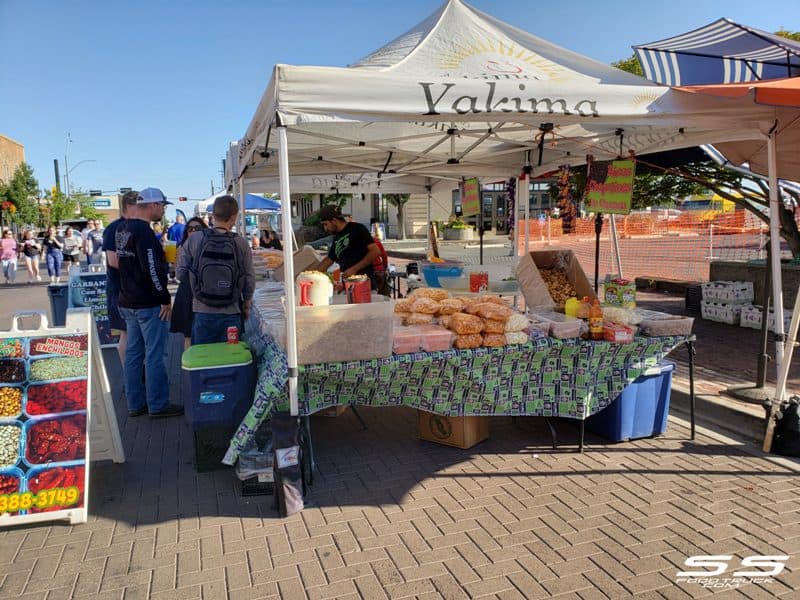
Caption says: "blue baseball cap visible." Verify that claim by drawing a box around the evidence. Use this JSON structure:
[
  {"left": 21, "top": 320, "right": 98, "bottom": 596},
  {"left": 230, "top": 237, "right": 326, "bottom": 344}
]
[{"left": 137, "top": 187, "right": 172, "bottom": 205}]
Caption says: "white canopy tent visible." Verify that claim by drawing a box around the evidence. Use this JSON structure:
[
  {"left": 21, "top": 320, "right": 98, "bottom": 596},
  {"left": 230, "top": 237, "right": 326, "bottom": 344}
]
[{"left": 234, "top": 0, "right": 799, "bottom": 416}]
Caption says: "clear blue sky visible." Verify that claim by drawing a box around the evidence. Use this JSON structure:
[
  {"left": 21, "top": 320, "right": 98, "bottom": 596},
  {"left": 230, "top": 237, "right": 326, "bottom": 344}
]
[{"left": 2, "top": 0, "right": 798, "bottom": 211}]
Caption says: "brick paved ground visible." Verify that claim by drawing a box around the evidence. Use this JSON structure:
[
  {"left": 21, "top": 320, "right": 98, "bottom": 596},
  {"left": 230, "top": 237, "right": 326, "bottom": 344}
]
[{"left": 2, "top": 277, "right": 800, "bottom": 599}]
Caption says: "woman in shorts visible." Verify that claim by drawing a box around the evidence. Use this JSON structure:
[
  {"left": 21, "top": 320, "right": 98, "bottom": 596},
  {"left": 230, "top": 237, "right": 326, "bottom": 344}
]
[
  {"left": 61, "top": 226, "right": 81, "bottom": 267},
  {"left": 21, "top": 229, "right": 42, "bottom": 282}
]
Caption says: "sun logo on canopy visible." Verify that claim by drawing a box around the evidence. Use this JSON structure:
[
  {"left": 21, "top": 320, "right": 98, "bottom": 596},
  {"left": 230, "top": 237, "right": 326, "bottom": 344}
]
[
  {"left": 437, "top": 38, "right": 566, "bottom": 80},
  {"left": 631, "top": 91, "right": 664, "bottom": 109}
]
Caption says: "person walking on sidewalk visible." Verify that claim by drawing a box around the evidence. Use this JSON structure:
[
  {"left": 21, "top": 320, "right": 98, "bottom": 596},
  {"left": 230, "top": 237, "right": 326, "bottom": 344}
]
[
  {"left": 176, "top": 195, "right": 255, "bottom": 345},
  {"left": 61, "top": 226, "right": 81, "bottom": 269},
  {"left": 21, "top": 230, "right": 42, "bottom": 282},
  {"left": 116, "top": 187, "right": 183, "bottom": 418},
  {"left": 1, "top": 230, "right": 18, "bottom": 284},
  {"left": 42, "top": 226, "right": 64, "bottom": 283}
]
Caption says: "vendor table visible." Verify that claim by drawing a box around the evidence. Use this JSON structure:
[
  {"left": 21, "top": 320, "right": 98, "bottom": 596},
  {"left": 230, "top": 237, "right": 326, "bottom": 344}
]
[{"left": 224, "top": 308, "right": 695, "bottom": 466}]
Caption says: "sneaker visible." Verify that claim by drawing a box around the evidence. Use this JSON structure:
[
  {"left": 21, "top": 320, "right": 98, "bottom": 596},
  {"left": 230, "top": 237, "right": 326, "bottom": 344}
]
[
  {"left": 149, "top": 404, "right": 184, "bottom": 418},
  {"left": 128, "top": 407, "right": 147, "bottom": 417},
  {"left": 36, "top": 275, "right": 41, "bottom": 281}
]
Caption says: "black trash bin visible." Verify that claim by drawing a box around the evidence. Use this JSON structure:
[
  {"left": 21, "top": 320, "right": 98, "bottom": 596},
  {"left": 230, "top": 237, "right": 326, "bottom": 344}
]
[{"left": 47, "top": 284, "right": 69, "bottom": 327}]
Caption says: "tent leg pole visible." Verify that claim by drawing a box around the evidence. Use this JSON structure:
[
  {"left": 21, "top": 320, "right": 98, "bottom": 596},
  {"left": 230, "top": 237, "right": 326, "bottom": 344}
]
[
  {"left": 278, "top": 125, "right": 299, "bottom": 417},
  {"left": 764, "top": 129, "right": 786, "bottom": 452},
  {"left": 688, "top": 338, "right": 696, "bottom": 440}
]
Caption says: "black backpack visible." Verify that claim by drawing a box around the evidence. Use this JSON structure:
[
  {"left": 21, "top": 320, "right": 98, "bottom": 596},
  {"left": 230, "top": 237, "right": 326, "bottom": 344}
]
[
  {"left": 191, "top": 228, "right": 243, "bottom": 307},
  {"left": 772, "top": 397, "right": 800, "bottom": 457}
]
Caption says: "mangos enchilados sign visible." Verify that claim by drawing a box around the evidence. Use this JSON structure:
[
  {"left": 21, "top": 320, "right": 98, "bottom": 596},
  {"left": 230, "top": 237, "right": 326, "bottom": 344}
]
[{"left": 585, "top": 160, "right": 636, "bottom": 215}]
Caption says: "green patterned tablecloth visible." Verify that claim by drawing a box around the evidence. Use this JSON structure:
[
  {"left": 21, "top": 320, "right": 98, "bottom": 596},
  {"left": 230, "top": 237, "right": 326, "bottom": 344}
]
[{"left": 223, "top": 311, "right": 689, "bottom": 465}]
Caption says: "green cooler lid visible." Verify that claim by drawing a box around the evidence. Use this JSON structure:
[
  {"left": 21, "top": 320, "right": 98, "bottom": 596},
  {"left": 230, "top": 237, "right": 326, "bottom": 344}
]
[{"left": 181, "top": 342, "right": 252, "bottom": 369}]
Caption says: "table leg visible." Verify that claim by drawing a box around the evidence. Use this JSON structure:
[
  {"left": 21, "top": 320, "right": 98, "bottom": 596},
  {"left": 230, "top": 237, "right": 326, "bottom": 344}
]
[
  {"left": 579, "top": 419, "right": 585, "bottom": 453},
  {"left": 544, "top": 417, "right": 557, "bottom": 449},
  {"left": 350, "top": 404, "right": 368, "bottom": 430},
  {"left": 302, "top": 416, "right": 316, "bottom": 485},
  {"left": 688, "top": 340, "right": 696, "bottom": 440}
]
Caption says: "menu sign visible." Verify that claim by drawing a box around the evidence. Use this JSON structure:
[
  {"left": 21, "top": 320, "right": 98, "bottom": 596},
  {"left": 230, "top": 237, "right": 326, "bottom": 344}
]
[
  {"left": 586, "top": 160, "right": 636, "bottom": 215},
  {"left": 68, "top": 271, "right": 119, "bottom": 348},
  {"left": 0, "top": 327, "right": 91, "bottom": 526},
  {"left": 462, "top": 178, "right": 480, "bottom": 217}
]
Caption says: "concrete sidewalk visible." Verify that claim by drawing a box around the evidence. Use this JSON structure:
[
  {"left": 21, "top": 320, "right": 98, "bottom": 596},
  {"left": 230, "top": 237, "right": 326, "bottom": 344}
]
[{"left": 1, "top": 280, "right": 800, "bottom": 599}]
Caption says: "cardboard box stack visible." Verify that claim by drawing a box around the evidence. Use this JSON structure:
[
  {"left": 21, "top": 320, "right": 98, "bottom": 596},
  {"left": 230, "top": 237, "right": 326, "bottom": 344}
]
[{"left": 700, "top": 281, "right": 754, "bottom": 325}]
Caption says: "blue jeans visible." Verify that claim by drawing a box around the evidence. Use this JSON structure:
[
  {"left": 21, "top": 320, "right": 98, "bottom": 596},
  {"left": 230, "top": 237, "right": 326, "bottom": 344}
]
[
  {"left": 120, "top": 306, "right": 169, "bottom": 413},
  {"left": 192, "top": 312, "right": 242, "bottom": 345},
  {"left": 46, "top": 251, "right": 63, "bottom": 277}
]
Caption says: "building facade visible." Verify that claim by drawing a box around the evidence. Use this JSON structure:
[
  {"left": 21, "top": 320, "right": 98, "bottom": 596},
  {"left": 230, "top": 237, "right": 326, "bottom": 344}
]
[{"left": 0, "top": 134, "right": 25, "bottom": 184}]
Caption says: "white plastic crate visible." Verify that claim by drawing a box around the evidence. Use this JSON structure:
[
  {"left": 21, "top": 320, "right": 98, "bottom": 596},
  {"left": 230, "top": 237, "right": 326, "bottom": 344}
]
[
  {"left": 701, "top": 281, "right": 754, "bottom": 304},
  {"left": 738, "top": 304, "right": 792, "bottom": 333},
  {"left": 701, "top": 301, "right": 741, "bottom": 325}
]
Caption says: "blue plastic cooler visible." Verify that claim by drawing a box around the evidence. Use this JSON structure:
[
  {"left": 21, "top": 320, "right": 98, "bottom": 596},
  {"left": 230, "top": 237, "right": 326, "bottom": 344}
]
[
  {"left": 585, "top": 360, "right": 675, "bottom": 442},
  {"left": 181, "top": 342, "right": 255, "bottom": 430}
]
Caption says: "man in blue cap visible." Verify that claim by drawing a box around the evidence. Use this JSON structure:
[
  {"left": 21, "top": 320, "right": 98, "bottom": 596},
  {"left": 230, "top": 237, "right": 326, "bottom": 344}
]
[{"left": 116, "top": 187, "right": 183, "bottom": 417}]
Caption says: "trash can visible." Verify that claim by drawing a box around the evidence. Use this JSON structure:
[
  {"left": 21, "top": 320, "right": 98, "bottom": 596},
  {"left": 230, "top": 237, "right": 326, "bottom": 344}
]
[
  {"left": 586, "top": 360, "right": 675, "bottom": 442},
  {"left": 47, "top": 284, "right": 69, "bottom": 327}
]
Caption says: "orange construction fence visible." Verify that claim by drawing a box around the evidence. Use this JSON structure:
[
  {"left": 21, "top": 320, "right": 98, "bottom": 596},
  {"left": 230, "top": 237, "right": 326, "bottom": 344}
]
[{"left": 516, "top": 209, "right": 773, "bottom": 283}]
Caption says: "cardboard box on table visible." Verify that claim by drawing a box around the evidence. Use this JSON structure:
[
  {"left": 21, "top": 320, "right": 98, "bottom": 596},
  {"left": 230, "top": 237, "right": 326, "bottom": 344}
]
[
  {"left": 516, "top": 250, "right": 596, "bottom": 311},
  {"left": 272, "top": 246, "right": 322, "bottom": 283},
  {"left": 417, "top": 410, "right": 489, "bottom": 449}
]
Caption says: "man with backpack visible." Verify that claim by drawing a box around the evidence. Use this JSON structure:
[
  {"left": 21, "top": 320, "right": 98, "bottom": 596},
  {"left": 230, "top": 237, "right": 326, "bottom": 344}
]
[{"left": 176, "top": 195, "right": 255, "bottom": 345}]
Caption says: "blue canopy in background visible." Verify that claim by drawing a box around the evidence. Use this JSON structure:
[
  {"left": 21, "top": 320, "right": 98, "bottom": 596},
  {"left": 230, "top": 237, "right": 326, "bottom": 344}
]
[
  {"left": 634, "top": 18, "right": 800, "bottom": 86},
  {"left": 244, "top": 193, "right": 280, "bottom": 211}
]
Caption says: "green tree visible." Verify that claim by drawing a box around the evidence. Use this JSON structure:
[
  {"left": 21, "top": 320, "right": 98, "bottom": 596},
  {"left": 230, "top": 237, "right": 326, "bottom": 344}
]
[
  {"left": 0, "top": 163, "right": 40, "bottom": 226},
  {"left": 385, "top": 194, "right": 410, "bottom": 240},
  {"left": 45, "top": 189, "right": 79, "bottom": 225},
  {"left": 611, "top": 55, "right": 643, "bottom": 77}
]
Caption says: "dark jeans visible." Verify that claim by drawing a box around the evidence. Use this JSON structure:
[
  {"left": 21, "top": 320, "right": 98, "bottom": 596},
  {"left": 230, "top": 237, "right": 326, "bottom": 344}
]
[
  {"left": 46, "top": 251, "right": 63, "bottom": 277},
  {"left": 192, "top": 312, "right": 242, "bottom": 345},
  {"left": 120, "top": 306, "right": 169, "bottom": 414}
]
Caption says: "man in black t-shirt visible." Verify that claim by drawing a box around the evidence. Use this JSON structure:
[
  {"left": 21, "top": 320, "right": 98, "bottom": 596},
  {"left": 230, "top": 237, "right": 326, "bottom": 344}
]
[
  {"left": 316, "top": 205, "right": 379, "bottom": 288},
  {"left": 116, "top": 187, "right": 183, "bottom": 418},
  {"left": 102, "top": 191, "right": 139, "bottom": 364}
]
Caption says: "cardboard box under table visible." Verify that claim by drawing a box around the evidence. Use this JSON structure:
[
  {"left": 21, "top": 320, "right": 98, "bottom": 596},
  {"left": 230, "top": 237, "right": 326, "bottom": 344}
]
[
  {"left": 181, "top": 342, "right": 255, "bottom": 470},
  {"left": 418, "top": 410, "right": 489, "bottom": 449},
  {"left": 585, "top": 361, "right": 675, "bottom": 442}
]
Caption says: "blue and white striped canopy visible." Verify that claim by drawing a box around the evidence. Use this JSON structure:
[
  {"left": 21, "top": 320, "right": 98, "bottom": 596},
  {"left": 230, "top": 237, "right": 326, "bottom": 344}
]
[{"left": 634, "top": 18, "right": 800, "bottom": 85}]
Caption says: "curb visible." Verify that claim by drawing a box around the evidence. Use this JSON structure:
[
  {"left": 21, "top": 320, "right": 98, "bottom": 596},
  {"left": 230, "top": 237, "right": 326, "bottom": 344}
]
[{"left": 669, "top": 384, "right": 767, "bottom": 444}]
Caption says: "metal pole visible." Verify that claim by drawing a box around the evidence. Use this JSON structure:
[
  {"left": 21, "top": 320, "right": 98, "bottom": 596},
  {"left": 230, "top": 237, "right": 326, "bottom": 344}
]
[
  {"left": 523, "top": 178, "right": 530, "bottom": 255},
  {"left": 609, "top": 214, "right": 623, "bottom": 278},
  {"left": 756, "top": 244, "right": 772, "bottom": 388},
  {"left": 514, "top": 178, "right": 522, "bottom": 257},
  {"left": 64, "top": 133, "right": 71, "bottom": 200},
  {"left": 766, "top": 131, "right": 785, "bottom": 389},
  {"left": 709, "top": 224, "right": 714, "bottom": 259},
  {"left": 278, "top": 126, "right": 299, "bottom": 417},
  {"left": 594, "top": 213, "right": 603, "bottom": 293}
]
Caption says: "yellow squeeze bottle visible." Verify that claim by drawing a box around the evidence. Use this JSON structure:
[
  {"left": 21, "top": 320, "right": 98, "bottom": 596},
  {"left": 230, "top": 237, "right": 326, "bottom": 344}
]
[{"left": 564, "top": 296, "right": 580, "bottom": 318}]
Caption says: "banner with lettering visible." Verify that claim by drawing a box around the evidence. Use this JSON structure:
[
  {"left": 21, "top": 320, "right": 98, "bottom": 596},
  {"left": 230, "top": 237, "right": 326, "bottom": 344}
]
[
  {"left": 0, "top": 311, "right": 92, "bottom": 527},
  {"left": 586, "top": 160, "right": 636, "bottom": 215},
  {"left": 462, "top": 178, "right": 480, "bottom": 218},
  {"left": 68, "top": 271, "right": 119, "bottom": 348}
]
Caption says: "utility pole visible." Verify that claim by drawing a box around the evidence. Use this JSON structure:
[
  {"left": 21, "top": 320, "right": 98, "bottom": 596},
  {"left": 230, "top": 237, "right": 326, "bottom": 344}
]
[
  {"left": 64, "top": 132, "right": 73, "bottom": 199},
  {"left": 210, "top": 179, "right": 215, "bottom": 195},
  {"left": 53, "top": 159, "right": 61, "bottom": 194}
]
